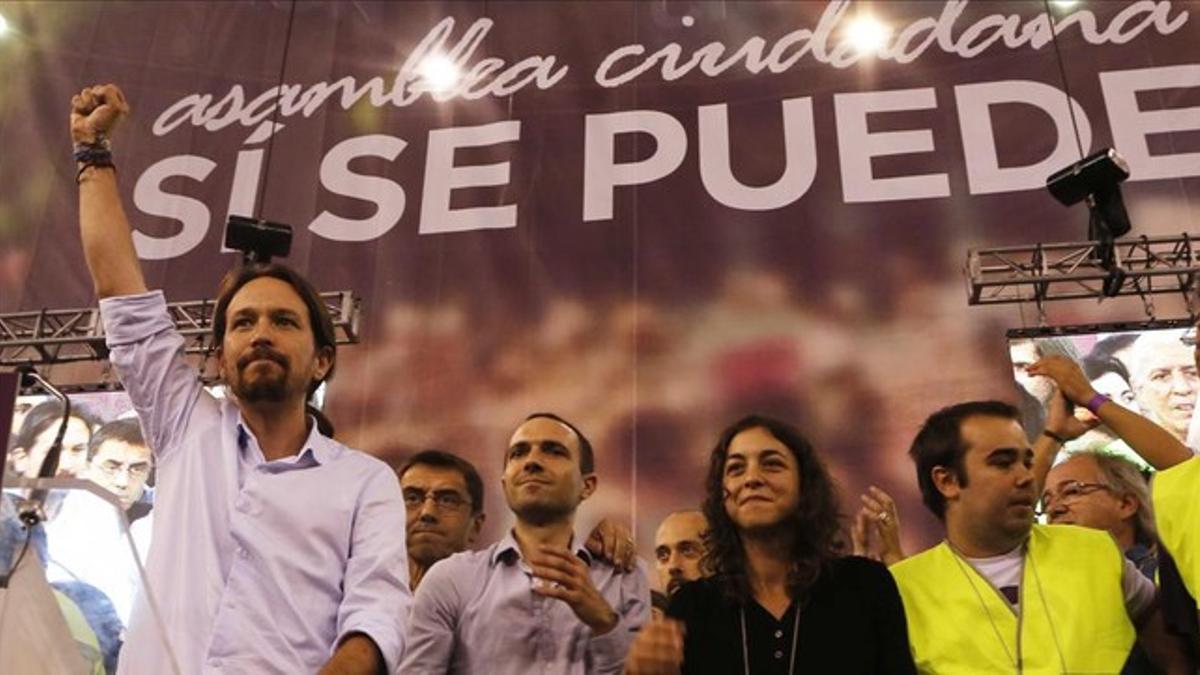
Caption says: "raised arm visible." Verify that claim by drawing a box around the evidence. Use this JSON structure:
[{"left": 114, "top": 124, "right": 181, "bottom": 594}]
[
  {"left": 1029, "top": 355, "right": 1193, "bottom": 471},
  {"left": 1032, "top": 387, "right": 1098, "bottom": 491},
  {"left": 71, "top": 83, "right": 147, "bottom": 298}
]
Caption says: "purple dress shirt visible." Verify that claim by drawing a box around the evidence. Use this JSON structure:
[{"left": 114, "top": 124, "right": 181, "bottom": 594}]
[
  {"left": 102, "top": 291, "right": 410, "bottom": 674},
  {"left": 400, "top": 529, "right": 649, "bottom": 674}
]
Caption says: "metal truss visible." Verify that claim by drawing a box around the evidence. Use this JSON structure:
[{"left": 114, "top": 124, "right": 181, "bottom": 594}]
[
  {"left": 0, "top": 291, "right": 362, "bottom": 369},
  {"left": 966, "top": 234, "right": 1200, "bottom": 313}
]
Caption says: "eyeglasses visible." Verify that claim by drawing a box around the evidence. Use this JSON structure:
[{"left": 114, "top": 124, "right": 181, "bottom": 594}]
[
  {"left": 1039, "top": 480, "right": 1111, "bottom": 512},
  {"left": 95, "top": 461, "right": 151, "bottom": 479},
  {"left": 402, "top": 489, "right": 471, "bottom": 512}
]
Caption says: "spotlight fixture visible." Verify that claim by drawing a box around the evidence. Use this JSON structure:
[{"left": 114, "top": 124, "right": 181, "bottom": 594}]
[
  {"left": 224, "top": 215, "right": 292, "bottom": 265},
  {"left": 1045, "top": 148, "right": 1132, "bottom": 296}
]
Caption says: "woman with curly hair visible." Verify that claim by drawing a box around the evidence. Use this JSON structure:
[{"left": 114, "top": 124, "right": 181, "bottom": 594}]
[{"left": 627, "top": 415, "right": 915, "bottom": 674}]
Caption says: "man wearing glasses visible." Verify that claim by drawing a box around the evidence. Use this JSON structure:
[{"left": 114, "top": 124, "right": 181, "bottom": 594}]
[
  {"left": 398, "top": 447, "right": 640, "bottom": 595},
  {"left": 890, "top": 395, "right": 1191, "bottom": 673},
  {"left": 399, "top": 450, "right": 487, "bottom": 591},
  {"left": 1029, "top": 352, "right": 1200, "bottom": 669},
  {"left": 400, "top": 413, "right": 649, "bottom": 674},
  {"left": 45, "top": 419, "right": 157, "bottom": 632},
  {"left": 84, "top": 419, "right": 155, "bottom": 514}
]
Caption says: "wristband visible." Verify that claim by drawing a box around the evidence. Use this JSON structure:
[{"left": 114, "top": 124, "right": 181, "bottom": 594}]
[
  {"left": 73, "top": 145, "right": 113, "bottom": 165},
  {"left": 1042, "top": 429, "right": 1067, "bottom": 444},
  {"left": 74, "top": 142, "right": 115, "bottom": 184},
  {"left": 1085, "top": 393, "right": 1110, "bottom": 415}
]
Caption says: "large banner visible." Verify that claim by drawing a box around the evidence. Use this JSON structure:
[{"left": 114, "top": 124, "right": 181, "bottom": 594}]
[{"left": 2, "top": 0, "right": 1198, "bottom": 555}]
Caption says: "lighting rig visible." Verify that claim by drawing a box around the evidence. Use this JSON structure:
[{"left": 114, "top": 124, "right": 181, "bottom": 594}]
[
  {"left": 965, "top": 147, "right": 1200, "bottom": 324},
  {"left": 0, "top": 217, "right": 363, "bottom": 394}
]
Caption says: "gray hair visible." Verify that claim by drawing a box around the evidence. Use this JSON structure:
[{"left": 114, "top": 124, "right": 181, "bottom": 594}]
[{"left": 1069, "top": 450, "right": 1157, "bottom": 544}]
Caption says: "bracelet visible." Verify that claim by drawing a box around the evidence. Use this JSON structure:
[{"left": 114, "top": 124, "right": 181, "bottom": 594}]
[
  {"left": 76, "top": 158, "right": 115, "bottom": 184},
  {"left": 1085, "top": 393, "right": 1111, "bottom": 415},
  {"left": 72, "top": 132, "right": 111, "bottom": 153},
  {"left": 74, "top": 142, "right": 116, "bottom": 184},
  {"left": 1042, "top": 429, "right": 1068, "bottom": 444},
  {"left": 73, "top": 145, "right": 113, "bottom": 165}
]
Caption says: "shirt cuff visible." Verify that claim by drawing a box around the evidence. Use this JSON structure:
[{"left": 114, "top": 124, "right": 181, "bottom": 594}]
[
  {"left": 336, "top": 616, "right": 403, "bottom": 675},
  {"left": 100, "top": 291, "right": 173, "bottom": 347}
]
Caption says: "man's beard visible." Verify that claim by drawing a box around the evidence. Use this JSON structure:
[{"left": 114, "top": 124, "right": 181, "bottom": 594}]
[{"left": 233, "top": 349, "right": 292, "bottom": 403}]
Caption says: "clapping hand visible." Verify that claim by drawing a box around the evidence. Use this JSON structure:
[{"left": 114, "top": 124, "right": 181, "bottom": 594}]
[{"left": 851, "top": 486, "right": 905, "bottom": 566}]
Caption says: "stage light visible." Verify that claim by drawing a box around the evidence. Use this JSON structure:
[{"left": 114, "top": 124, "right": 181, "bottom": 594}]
[
  {"left": 1050, "top": 0, "right": 1080, "bottom": 8},
  {"left": 1046, "top": 148, "right": 1133, "bottom": 296},
  {"left": 224, "top": 215, "right": 292, "bottom": 264},
  {"left": 845, "top": 14, "right": 891, "bottom": 56},
  {"left": 0, "top": 13, "right": 10, "bottom": 37},
  {"left": 417, "top": 54, "right": 461, "bottom": 93}
]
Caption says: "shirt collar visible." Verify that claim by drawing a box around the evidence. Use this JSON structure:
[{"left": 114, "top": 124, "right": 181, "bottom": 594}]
[
  {"left": 1125, "top": 542, "right": 1158, "bottom": 576},
  {"left": 490, "top": 529, "right": 593, "bottom": 567},
  {"left": 235, "top": 413, "right": 337, "bottom": 467}
]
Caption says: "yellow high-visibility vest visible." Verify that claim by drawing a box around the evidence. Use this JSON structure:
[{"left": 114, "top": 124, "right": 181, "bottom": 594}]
[
  {"left": 890, "top": 524, "right": 1134, "bottom": 674},
  {"left": 1153, "top": 455, "right": 1200, "bottom": 606}
]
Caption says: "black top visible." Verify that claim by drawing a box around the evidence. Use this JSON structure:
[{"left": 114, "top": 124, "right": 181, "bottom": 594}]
[{"left": 666, "top": 556, "right": 916, "bottom": 675}]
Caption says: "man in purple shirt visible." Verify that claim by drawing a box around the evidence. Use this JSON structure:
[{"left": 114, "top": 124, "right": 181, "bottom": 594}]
[
  {"left": 72, "top": 83, "right": 409, "bottom": 674},
  {"left": 400, "top": 413, "right": 650, "bottom": 674}
]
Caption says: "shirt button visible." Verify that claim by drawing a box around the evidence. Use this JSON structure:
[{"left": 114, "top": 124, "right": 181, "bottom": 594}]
[
  {"left": 237, "top": 547, "right": 250, "bottom": 559},
  {"left": 774, "top": 629, "right": 783, "bottom": 638},
  {"left": 774, "top": 650, "right": 784, "bottom": 659}
]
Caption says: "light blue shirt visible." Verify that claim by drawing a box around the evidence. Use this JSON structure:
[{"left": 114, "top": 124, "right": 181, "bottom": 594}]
[
  {"left": 400, "top": 529, "right": 649, "bottom": 674},
  {"left": 102, "top": 291, "right": 410, "bottom": 675}
]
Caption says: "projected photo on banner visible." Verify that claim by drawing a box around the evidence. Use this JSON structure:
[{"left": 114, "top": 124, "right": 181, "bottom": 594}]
[
  {"left": 1, "top": 380, "right": 326, "bottom": 672},
  {"left": 1008, "top": 325, "right": 1200, "bottom": 470}
]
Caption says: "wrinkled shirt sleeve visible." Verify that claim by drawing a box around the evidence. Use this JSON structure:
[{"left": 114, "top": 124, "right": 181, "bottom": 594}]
[
  {"left": 589, "top": 559, "right": 651, "bottom": 673},
  {"left": 396, "top": 556, "right": 461, "bottom": 674},
  {"left": 335, "top": 466, "right": 412, "bottom": 674},
  {"left": 100, "top": 291, "right": 203, "bottom": 460}
]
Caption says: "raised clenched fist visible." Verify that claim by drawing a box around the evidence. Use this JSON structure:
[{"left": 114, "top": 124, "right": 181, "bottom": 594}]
[{"left": 70, "top": 84, "right": 130, "bottom": 145}]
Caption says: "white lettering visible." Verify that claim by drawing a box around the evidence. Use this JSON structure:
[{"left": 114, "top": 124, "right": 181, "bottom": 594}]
[
  {"left": 698, "top": 98, "right": 818, "bottom": 210},
  {"left": 309, "top": 135, "right": 408, "bottom": 241},
  {"left": 956, "top": 80, "right": 1093, "bottom": 195},
  {"left": 1101, "top": 64, "right": 1200, "bottom": 180},
  {"left": 582, "top": 110, "right": 687, "bottom": 222},
  {"left": 131, "top": 156, "right": 217, "bottom": 259},
  {"left": 835, "top": 88, "right": 950, "bottom": 202},
  {"left": 419, "top": 121, "right": 522, "bottom": 235}
]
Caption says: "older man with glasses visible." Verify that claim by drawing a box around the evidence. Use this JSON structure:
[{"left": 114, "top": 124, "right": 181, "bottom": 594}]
[
  {"left": 1028, "top": 355, "right": 1200, "bottom": 673},
  {"left": 1041, "top": 452, "right": 1158, "bottom": 576}
]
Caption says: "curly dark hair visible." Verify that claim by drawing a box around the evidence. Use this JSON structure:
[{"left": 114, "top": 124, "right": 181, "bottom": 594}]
[{"left": 701, "top": 414, "right": 846, "bottom": 603}]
